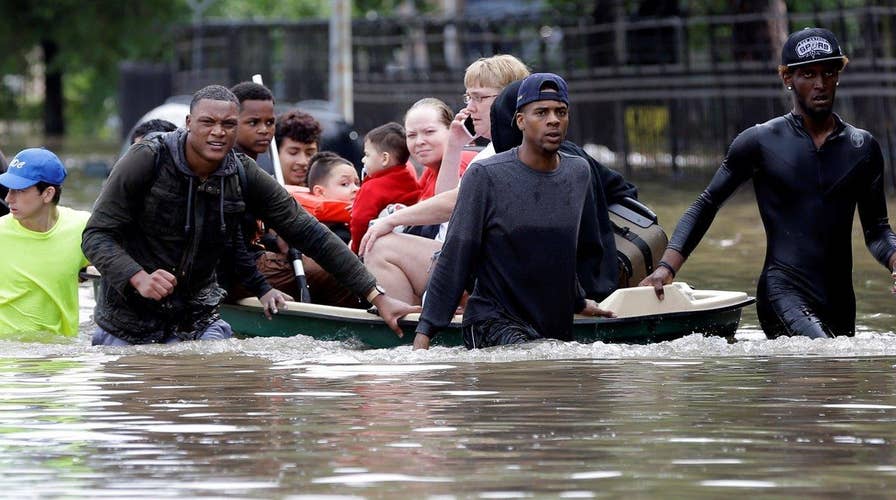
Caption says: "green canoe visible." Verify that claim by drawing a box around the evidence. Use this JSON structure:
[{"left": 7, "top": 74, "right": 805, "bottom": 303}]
[{"left": 222, "top": 282, "right": 755, "bottom": 348}]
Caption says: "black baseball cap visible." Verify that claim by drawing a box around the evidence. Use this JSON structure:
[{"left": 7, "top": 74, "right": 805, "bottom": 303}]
[
  {"left": 515, "top": 73, "right": 569, "bottom": 113},
  {"left": 781, "top": 27, "right": 847, "bottom": 68}
]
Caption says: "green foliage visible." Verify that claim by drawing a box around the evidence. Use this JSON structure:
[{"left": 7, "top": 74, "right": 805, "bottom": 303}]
[
  {"left": 543, "top": 0, "right": 596, "bottom": 18},
  {"left": 205, "top": 0, "right": 439, "bottom": 20},
  {"left": 0, "top": 0, "right": 188, "bottom": 137},
  {"left": 354, "top": 0, "right": 436, "bottom": 17},
  {"left": 206, "top": 0, "right": 326, "bottom": 20}
]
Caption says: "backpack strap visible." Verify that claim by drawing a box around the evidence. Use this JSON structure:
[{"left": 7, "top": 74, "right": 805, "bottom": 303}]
[{"left": 236, "top": 154, "right": 249, "bottom": 194}]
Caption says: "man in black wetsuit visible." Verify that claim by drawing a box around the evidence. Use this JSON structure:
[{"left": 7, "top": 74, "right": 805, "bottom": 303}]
[{"left": 641, "top": 28, "right": 896, "bottom": 339}]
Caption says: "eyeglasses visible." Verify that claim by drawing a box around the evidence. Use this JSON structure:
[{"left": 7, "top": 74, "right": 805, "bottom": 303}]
[{"left": 463, "top": 93, "right": 498, "bottom": 105}]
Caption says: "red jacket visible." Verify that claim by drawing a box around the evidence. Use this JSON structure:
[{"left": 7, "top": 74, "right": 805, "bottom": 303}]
[
  {"left": 350, "top": 165, "right": 420, "bottom": 253},
  {"left": 285, "top": 185, "right": 352, "bottom": 224}
]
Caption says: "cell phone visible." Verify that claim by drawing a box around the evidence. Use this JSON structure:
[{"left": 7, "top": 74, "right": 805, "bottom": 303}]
[{"left": 463, "top": 115, "right": 477, "bottom": 138}]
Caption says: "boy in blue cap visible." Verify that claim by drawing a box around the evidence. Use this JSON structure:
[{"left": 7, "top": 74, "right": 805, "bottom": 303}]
[
  {"left": 413, "top": 73, "right": 614, "bottom": 349},
  {"left": 0, "top": 148, "right": 90, "bottom": 339}
]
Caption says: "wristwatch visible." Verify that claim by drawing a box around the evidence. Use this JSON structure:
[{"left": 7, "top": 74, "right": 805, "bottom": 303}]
[{"left": 366, "top": 284, "right": 386, "bottom": 303}]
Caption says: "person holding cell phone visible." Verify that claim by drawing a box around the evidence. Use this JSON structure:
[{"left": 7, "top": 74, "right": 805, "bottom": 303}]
[{"left": 360, "top": 55, "right": 531, "bottom": 305}]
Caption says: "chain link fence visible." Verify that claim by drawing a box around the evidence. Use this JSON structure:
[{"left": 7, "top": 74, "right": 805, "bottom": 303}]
[{"left": 141, "top": 4, "right": 896, "bottom": 182}]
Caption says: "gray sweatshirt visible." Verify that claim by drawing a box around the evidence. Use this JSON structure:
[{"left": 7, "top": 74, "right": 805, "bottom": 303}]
[{"left": 416, "top": 148, "right": 597, "bottom": 340}]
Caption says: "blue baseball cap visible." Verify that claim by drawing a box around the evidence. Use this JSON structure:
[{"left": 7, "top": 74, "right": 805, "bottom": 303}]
[
  {"left": 0, "top": 148, "right": 67, "bottom": 189},
  {"left": 515, "top": 73, "right": 570, "bottom": 114}
]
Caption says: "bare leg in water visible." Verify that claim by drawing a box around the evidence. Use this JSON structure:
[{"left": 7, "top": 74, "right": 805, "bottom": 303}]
[{"left": 363, "top": 232, "right": 442, "bottom": 305}]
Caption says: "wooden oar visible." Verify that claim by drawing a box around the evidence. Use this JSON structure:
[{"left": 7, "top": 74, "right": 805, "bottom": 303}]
[{"left": 252, "top": 73, "right": 311, "bottom": 303}]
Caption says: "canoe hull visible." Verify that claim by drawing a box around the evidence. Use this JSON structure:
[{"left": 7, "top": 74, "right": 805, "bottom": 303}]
[
  {"left": 84, "top": 271, "right": 755, "bottom": 348},
  {"left": 222, "top": 296, "right": 753, "bottom": 348}
]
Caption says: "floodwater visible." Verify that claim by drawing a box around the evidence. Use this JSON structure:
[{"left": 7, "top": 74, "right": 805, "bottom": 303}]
[{"left": 2, "top": 170, "right": 896, "bottom": 497}]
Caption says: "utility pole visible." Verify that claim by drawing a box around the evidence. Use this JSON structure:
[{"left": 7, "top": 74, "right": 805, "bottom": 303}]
[
  {"left": 330, "top": 0, "right": 353, "bottom": 124},
  {"left": 186, "top": 0, "right": 215, "bottom": 77}
]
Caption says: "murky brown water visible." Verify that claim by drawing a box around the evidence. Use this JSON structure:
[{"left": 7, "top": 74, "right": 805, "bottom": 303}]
[
  {"left": 1, "top": 350, "right": 896, "bottom": 497},
  {"left": 1, "top": 170, "right": 895, "bottom": 497}
]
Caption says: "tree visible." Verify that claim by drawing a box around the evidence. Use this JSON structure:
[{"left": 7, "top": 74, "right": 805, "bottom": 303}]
[
  {"left": 733, "top": 0, "right": 788, "bottom": 62},
  {"left": 205, "top": 0, "right": 324, "bottom": 19},
  {"left": 0, "top": 0, "right": 187, "bottom": 137}
]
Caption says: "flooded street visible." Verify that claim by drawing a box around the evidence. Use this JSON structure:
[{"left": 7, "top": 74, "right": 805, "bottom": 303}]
[
  {"left": 2, "top": 170, "right": 895, "bottom": 497},
  {"left": 2, "top": 345, "right": 896, "bottom": 497}
]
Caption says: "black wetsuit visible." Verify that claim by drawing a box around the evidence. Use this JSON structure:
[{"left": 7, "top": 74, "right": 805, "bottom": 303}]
[{"left": 669, "top": 112, "right": 896, "bottom": 338}]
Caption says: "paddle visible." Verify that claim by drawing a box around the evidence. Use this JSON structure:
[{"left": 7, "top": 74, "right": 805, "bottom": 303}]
[{"left": 252, "top": 73, "right": 311, "bottom": 303}]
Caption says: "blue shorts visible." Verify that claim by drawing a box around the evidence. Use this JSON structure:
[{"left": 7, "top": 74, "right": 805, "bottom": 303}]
[{"left": 92, "top": 319, "right": 234, "bottom": 346}]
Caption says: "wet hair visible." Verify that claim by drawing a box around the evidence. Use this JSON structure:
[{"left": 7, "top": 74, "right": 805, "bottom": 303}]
[
  {"left": 230, "top": 81, "right": 275, "bottom": 107},
  {"left": 35, "top": 181, "right": 62, "bottom": 205},
  {"left": 307, "top": 151, "right": 353, "bottom": 189},
  {"left": 190, "top": 85, "right": 239, "bottom": 112},
  {"left": 275, "top": 109, "right": 323, "bottom": 146},
  {"left": 364, "top": 122, "right": 410, "bottom": 166},
  {"left": 130, "top": 119, "right": 177, "bottom": 144},
  {"left": 464, "top": 54, "right": 530, "bottom": 90},
  {"left": 404, "top": 97, "right": 453, "bottom": 128}
]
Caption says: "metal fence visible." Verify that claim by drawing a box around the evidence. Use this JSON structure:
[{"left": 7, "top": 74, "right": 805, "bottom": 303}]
[{"left": 161, "top": 5, "right": 896, "bottom": 181}]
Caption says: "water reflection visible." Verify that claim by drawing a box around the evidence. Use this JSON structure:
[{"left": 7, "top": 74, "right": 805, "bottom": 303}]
[{"left": 0, "top": 351, "right": 895, "bottom": 496}]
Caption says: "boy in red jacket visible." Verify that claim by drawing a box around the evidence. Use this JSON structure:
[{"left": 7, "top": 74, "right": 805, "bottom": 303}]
[
  {"left": 351, "top": 123, "right": 420, "bottom": 253},
  {"left": 288, "top": 152, "right": 359, "bottom": 244}
]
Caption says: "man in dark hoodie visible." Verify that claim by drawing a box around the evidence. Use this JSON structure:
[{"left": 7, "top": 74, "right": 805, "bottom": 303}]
[{"left": 83, "top": 85, "right": 418, "bottom": 345}]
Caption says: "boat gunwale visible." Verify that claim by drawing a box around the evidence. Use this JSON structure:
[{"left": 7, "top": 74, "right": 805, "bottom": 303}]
[{"left": 229, "top": 296, "right": 757, "bottom": 329}]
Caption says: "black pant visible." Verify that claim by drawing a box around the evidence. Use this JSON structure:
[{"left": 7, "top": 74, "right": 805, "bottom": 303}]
[
  {"left": 462, "top": 317, "right": 543, "bottom": 349},
  {"left": 756, "top": 275, "right": 854, "bottom": 339}
]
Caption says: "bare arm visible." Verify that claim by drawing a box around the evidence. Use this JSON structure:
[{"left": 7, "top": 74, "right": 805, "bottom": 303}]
[{"left": 359, "top": 188, "right": 459, "bottom": 257}]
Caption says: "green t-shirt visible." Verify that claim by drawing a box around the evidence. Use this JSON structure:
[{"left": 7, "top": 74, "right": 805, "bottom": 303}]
[{"left": 0, "top": 206, "right": 90, "bottom": 338}]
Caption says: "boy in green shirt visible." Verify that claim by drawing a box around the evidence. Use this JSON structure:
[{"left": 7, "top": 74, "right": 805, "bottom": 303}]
[{"left": 0, "top": 148, "right": 90, "bottom": 339}]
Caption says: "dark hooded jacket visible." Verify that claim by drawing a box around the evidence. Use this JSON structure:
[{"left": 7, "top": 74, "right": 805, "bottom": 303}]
[
  {"left": 83, "top": 130, "right": 268, "bottom": 342},
  {"left": 490, "top": 80, "right": 639, "bottom": 299},
  {"left": 83, "top": 129, "right": 376, "bottom": 343}
]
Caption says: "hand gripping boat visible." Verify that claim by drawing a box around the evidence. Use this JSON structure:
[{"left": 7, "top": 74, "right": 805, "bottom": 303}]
[{"left": 221, "top": 283, "right": 755, "bottom": 348}]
